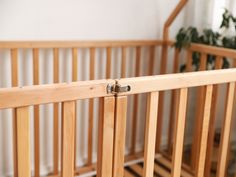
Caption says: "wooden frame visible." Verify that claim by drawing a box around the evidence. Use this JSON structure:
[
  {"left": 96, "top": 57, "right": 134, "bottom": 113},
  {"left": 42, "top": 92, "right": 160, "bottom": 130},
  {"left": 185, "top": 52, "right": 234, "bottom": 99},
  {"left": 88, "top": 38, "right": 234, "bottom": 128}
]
[
  {"left": 1, "top": 69, "right": 236, "bottom": 177},
  {"left": 2, "top": 41, "right": 236, "bottom": 177},
  {"left": 1, "top": 0, "right": 236, "bottom": 176}
]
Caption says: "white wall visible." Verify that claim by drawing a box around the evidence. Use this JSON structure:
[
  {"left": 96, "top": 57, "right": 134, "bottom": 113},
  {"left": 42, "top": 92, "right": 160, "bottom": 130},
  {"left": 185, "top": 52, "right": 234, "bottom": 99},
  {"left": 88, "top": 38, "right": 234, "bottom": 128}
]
[
  {"left": 0, "top": 0, "right": 186, "bottom": 40},
  {"left": 0, "top": 0, "right": 209, "bottom": 176}
]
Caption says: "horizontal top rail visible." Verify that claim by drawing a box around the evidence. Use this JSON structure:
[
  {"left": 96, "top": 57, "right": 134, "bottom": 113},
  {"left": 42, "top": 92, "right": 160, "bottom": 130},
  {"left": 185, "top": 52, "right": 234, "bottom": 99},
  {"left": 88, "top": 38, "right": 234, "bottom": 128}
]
[
  {"left": 167, "top": 40, "right": 236, "bottom": 58},
  {"left": 117, "top": 69, "right": 236, "bottom": 96},
  {"left": 190, "top": 43, "right": 236, "bottom": 58},
  {"left": 0, "top": 79, "right": 115, "bottom": 109},
  {"left": 1, "top": 69, "right": 236, "bottom": 109},
  {"left": 0, "top": 40, "right": 163, "bottom": 49}
]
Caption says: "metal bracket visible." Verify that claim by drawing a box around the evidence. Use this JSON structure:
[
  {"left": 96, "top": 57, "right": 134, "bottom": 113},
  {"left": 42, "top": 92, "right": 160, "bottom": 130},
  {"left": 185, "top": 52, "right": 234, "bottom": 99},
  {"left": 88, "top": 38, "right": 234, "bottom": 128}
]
[{"left": 107, "top": 83, "right": 131, "bottom": 94}]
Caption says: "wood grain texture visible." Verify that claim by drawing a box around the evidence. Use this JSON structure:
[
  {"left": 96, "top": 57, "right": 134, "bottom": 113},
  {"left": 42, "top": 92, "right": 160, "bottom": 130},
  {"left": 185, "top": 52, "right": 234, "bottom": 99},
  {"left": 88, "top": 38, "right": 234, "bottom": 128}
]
[
  {"left": 204, "top": 56, "right": 223, "bottom": 177},
  {"left": 72, "top": 48, "right": 78, "bottom": 81},
  {"left": 0, "top": 79, "right": 115, "bottom": 109},
  {"left": 117, "top": 69, "right": 236, "bottom": 96},
  {"left": 191, "top": 53, "right": 207, "bottom": 170},
  {"left": 168, "top": 48, "right": 180, "bottom": 153},
  {"left": 196, "top": 85, "right": 213, "bottom": 177},
  {"left": 16, "top": 106, "right": 31, "bottom": 177},
  {"left": 88, "top": 48, "right": 95, "bottom": 165},
  {"left": 121, "top": 47, "right": 127, "bottom": 78},
  {"left": 190, "top": 43, "right": 236, "bottom": 58},
  {"left": 149, "top": 46, "right": 155, "bottom": 75},
  {"left": 61, "top": 101, "right": 76, "bottom": 177},
  {"left": 11, "top": 48, "right": 18, "bottom": 177},
  {"left": 113, "top": 96, "right": 127, "bottom": 177},
  {"left": 1, "top": 70, "right": 236, "bottom": 109},
  {"left": 156, "top": 44, "right": 168, "bottom": 152},
  {"left": 131, "top": 46, "right": 141, "bottom": 154},
  {"left": 106, "top": 47, "right": 112, "bottom": 79},
  {"left": 53, "top": 48, "right": 59, "bottom": 175},
  {"left": 216, "top": 82, "right": 235, "bottom": 177},
  {"left": 143, "top": 92, "right": 159, "bottom": 177},
  {"left": 0, "top": 40, "right": 163, "bottom": 48},
  {"left": 33, "top": 48, "right": 40, "bottom": 177},
  {"left": 171, "top": 88, "right": 188, "bottom": 177},
  {"left": 72, "top": 48, "right": 78, "bottom": 169},
  {"left": 97, "top": 97, "right": 115, "bottom": 177}
]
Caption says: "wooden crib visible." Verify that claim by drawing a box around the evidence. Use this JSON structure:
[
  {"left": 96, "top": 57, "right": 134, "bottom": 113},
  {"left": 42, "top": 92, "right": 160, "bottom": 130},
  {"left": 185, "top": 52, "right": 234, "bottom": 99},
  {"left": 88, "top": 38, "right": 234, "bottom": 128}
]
[{"left": 0, "top": 0, "right": 236, "bottom": 177}]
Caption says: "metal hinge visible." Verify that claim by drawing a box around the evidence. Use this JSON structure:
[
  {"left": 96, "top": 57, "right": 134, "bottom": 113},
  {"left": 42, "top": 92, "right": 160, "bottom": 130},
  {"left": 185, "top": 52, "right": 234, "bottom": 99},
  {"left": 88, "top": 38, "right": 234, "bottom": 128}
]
[{"left": 107, "top": 83, "right": 131, "bottom": 94}]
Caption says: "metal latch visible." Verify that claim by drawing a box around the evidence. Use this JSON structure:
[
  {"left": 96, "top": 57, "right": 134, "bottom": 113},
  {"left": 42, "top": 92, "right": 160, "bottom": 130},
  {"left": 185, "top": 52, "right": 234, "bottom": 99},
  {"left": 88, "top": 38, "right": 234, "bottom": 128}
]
[{"left": 107, "top": 84, "right": 131, "bottom": 94}]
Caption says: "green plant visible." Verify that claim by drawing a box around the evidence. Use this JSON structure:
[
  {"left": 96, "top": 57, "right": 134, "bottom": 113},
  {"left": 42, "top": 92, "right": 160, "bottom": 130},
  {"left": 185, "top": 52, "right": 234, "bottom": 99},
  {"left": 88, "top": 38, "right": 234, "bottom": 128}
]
[{"left": 175, "top": 9, "right": 236, "bottom": 72}]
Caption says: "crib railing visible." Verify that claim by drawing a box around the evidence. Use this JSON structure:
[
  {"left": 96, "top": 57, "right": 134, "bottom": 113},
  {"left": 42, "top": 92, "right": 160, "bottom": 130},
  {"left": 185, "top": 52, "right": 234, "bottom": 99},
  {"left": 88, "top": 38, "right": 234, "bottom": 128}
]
[
  {"left": 0, "top": 79, "right": 116, "bottom": 177},
  {"left": 1, "top": 40, "right": 236, "bottom": 177},
  {"left": 0, "top": 40, "right": 164, "bottom": 177},
  {"left": 161, "top": 41, "right": 236, "bottom": 176},
  {"left": 116, "top": 68, "right": 236, "bottom": 177},
  {"left": 0, "top": 69, "right": 235, "bottom": 177}
]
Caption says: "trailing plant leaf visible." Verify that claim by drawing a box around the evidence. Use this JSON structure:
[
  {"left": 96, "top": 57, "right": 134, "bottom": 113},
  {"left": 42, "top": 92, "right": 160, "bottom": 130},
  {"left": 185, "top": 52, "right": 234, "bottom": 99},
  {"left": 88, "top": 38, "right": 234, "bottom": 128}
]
[
  {"left": 175, "top": 27, "right": 199, "bottom": 50},
  {"left": 176, "top": 8, "right": 235, "bottom": 72}
]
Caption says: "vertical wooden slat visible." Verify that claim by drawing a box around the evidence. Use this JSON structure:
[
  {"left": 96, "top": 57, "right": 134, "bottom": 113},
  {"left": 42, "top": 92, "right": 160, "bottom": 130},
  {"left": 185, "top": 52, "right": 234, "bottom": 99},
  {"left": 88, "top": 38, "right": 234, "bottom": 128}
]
[
  {"left": 113, "top": 96, "right": 127, "bottom": 177},
  {"left": 11, "top": 49, "right": 18, "bottom": 87},
  {"left": 33, "top": 48, "right": 40, "bottom": 177},
  {"left": 149, "top": 46, "right": 155, "bottom": 75},
  {"left": 195, "top": 85, "right": 213, "bottom": 177},
  {"left": 87, "top": 47, "right": 95, "bottom": 165},
  {"left": 11, "top": 48, "right": 18, "bottom": 177},
  {"left": 121, "top": 47, "right": 127, "bottom": 78},
  {"left": 97, "top": 97, "right": 115, "bottom": 177},
  {"left": 171, "top": 88, "right": 188, "bottom": 177},
  {"left": 143, "top": 92, "right": 159, "bottom": 177},
  {"left": 72, "top": 48, "right": 78, "bottom": 82},
  {"left": 106, "top": 47, "right": 112, "bottom": 78},
  {"left": 156, "top": 44, "right": 168, "bottom": 152},
  {"left": 89, "top": 48, "right": 95, "bottom": 80},
  {"left": 61, "top": 101, "right": 76, "bottom": 177},
  {"left": 191, "top": 53, "right": 207, "bottom": 170},
  {"left": 72, "top": 48, "right": 78, "bottom": 169},
  {"left": 160, "top": 44, "right": 168, "bottom": 75},
  {"left": 216, "top": 82, "right": 236, "bottom": 177},
  {"left": 204, "top": 56, "right": 223, "bottom": 177},
  {"left": 168, "top": 48, "right": 180, "bottom": 153},
  {"left": 131, "top": 46, "right": 141, "bottom": 154},
  {"left": 16, "top": 106, "right": 31, "bottom": 177},
  {"left": 53, "top": 48, "right": 59, "bottom": 174}
]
